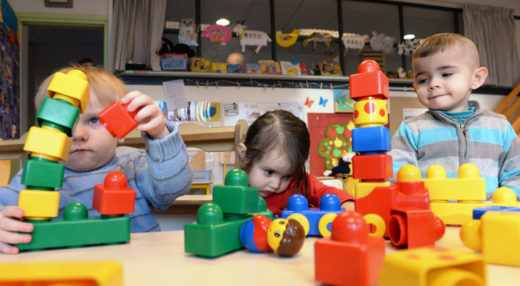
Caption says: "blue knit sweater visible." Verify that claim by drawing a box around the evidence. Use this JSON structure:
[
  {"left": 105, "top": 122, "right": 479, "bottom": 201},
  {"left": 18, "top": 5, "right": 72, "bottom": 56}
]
[
  {"left": 390, "top": 101, "right": 520, "bottom": 198},
  {"left": 0, "top": 122, "right": 193, "bottom": 232}
]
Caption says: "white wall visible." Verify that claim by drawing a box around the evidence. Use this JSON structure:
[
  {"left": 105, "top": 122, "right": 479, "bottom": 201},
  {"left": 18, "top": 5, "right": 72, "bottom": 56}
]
[{"left": 8, "top": 0, "right": 109, "bottom": 15}]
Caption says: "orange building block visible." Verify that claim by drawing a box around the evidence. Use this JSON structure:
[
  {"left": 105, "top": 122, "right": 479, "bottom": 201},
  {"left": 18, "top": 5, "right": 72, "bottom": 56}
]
[
  {"left": 349, "top": 60, "right": 389, "bottom": 100},
  {"left": 315, "top": 211, "right": 385, "bottom": 286},
  {"left": 99, "top": 101, "right": 138, "bottom": 139},
  {"left": 352, "top": 154, "right": 393, "bottom": 180},
  {"left": 93, "top": 171, "right": 136, "bottom": 215}
]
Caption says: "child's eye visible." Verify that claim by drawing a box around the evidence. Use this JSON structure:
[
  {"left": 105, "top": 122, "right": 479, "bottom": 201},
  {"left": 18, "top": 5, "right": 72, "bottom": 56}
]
[
  {"left": 442, "top": 72, "right": 453, "bottom": 77},
  {"left": 282, "top": 175, "right": 292, "bottom": 181},
  {"left": 416, "top": 78, "right": 428, "bottom": 85},
  {"left": 264, "top": 170, "right": 274, "bottom": 176},
  {"left": 87, "top": 117, "right": 100, "bottom": 125}
]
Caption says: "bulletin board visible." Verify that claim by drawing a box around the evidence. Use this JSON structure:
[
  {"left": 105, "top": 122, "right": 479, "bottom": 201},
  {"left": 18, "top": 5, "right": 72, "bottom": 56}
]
[{"left": 307, "top": 113, "right": 355, "bottom": 176}]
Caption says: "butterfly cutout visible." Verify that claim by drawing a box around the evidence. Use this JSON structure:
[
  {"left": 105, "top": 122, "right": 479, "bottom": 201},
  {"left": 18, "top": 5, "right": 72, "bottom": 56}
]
[
  {"left": 319, "top": 96, "right": 328, "bottom": 107},
  {"left": 305, "top": 97, "right": 315, "bottom": 108}
]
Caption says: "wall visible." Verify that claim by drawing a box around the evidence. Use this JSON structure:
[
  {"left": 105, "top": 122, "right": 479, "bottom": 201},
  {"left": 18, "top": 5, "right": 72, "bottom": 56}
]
[{"left": 8, "top": 0, "right": 109, "bottom": 15}]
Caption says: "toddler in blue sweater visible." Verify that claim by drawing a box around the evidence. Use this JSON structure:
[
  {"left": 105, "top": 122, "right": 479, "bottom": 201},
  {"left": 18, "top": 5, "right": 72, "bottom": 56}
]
[{"left": 0, "top": 66, "right": 192, "bottom": 254}]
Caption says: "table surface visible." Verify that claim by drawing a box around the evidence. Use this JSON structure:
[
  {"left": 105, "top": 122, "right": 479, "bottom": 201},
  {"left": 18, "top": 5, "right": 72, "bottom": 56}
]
[{"left": 0, "top": 227, "right": 518, "bottom": 285}]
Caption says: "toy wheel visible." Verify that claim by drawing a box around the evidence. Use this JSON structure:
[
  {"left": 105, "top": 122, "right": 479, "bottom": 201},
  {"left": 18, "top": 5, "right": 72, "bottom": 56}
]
[
  {"left": 318, "top": 213, "right": 338, "bottom": 238},
  {"left": 389, "top": 214, "right": 407, "bottom": 247},
  {"left": 363, "top": 214, "right": 386, "bottom": 237},
  {"left": 287, "top": 213, "right": 310, "bottom": 236}
]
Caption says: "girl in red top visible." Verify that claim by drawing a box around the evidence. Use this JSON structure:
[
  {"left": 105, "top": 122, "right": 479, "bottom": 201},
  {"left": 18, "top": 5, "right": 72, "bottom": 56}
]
[{"left": 237, "top": 110, "right": 355, "bottom": 216}]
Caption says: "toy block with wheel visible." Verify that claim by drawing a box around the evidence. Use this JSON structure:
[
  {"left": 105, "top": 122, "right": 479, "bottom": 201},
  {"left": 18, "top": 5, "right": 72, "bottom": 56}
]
[
  {"left": 47, "top": 69, "right": 90, "bottom": 113},
  {"left": 281, "top": 193, "right": 344, "bottom": 237},
  {"left": 461, "top": 210, "right": 520, "bottom": 266},
  {"left": 315, "top": 211, "right": 385, "bottom": 286},
  {"left": 99, "top": 101, "right": 138, "bottom": 139},
  {"left": 16, "top": 202, "right": 130, "bottom": 251},
  {"left": 349, "top": 59, "right": 389, "bottom": 100},
  {"left": 352, "top": 154, "right": 393, "bottom": 180},
  {"left": 93, "top": 171, "right": 136, "bottom": 215},
  {"left": 0, "top": 261, "right": 123, "bottom": 286},
  {"left": 352, "top": 126, "right": 391, "bottom": 154},
  {"left": 379, "top": 247, "right": 486, "bottom": 286}
]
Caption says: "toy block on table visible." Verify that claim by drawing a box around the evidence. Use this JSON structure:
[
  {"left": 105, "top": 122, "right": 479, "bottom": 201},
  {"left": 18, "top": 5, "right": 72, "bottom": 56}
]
[
  {"left": 99, "top": 101, "right": 138, "bottom": 139},
  {"left": 0, "top": 261, "right": 123, "bottom": 286},
  {"left": 281, "top": 193, "right": 344, "bottom": 237},
  {"left": 352, "top": 154, "right": 393, "bottom": 180},
  {"left": 22, "top": 159, "right": 64, "bottom": 189},
  {"left": 461, "top": 211, "right": 520, "bottom": 266},
  {"left": 379, "top": 247, "right": 486, "bottom": 286},
  {"left": 353, "top": 99, "right": 388, "bottom": 127},
  {"left": 93, "top": 171, "right": 136, "bottom": 215},
  {"left": 36, "top": 97, "right": 80, "bottom": 136},
  {"left": 352, "top": 126, "right": 391, "bottom": 154},
  {"left": 424, "top": 164, "right": 486, "bottom": 201},
  {"left": 388, "top": 209, "right": 445, "bottom": 249},
  {"left": 213, "top": 168, "right": 260, "bottom": 215},
  {"left": 18, "top": 190, "right": 59, "bottom": 220},
  {"left": 354, "top": 181, "right": 390, "bottom": 199},
  {"left": 349, "top": 59, "right": 389, "bottom": 100},
  {"left": 16, "top": 202, "right": 130, "bottom": 251},
  {"left": 472, "top": 204, "right": 520, "bottom": 219},
  {"left": 47, "top": 69, "right": 90, "bottom": 113},
  {"left": 23, "top": 126, "right": 71, "bottom": 162},
  {"left": 315, "top": 212, "right": 385, "bottom": 286}
]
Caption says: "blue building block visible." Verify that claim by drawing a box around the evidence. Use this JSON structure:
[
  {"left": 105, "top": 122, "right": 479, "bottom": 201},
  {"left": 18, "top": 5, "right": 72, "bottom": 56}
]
[
  {"left": 352, "top": 126, "right": 391, "bottom": 154},
  {"left": 473, "top": 205, "right": 520, "bottom": 220},
  {"left": 281, "top": 193, "right": 344, "bottom": 236}
]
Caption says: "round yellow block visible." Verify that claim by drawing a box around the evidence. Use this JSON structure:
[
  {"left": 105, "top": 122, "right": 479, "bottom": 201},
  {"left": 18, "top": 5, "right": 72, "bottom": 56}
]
[{"left": 354, "top": 99, "right": 388, "bottom": 127}]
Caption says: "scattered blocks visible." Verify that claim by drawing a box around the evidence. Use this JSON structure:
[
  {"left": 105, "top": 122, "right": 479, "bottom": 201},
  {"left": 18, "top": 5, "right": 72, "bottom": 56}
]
[
  {"left": 315, "top": 211, "right": 385, "bottom": 286},
  {"left": 281, "top": 193, "right": 344, "bottom": 237},
  {"left": 461, "top": 211, "right": 520, "bottom": 266},
  {"left": 93, "top": 171, "right": 136, "bottom": 215},
  {"left": 379, "top": 247, "right": 486, "bottom": 286},
  {"left": 99, "top": 101, "right": 138, "bottom": 139},
  {"left": 0, "top": 261, "right": 123, "bottom": 286}
]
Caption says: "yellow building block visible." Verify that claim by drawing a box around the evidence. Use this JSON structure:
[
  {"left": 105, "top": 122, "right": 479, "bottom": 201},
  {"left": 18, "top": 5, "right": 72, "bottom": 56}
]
[
  {"left": 47, "top": 69, "right": 90, "bottom": 113},
  {"left": 430, "top": 187, "right": 520, "bottom": 225},
  {"left": 0, "top": 261, "right": 122, "bottom": 286},
  {"left": 353, "top": 99, "right": 388, "bottom": 127},
  {"left": 18, "top": 190, "right": 60, "bottom": 219},
  {"left": 355, "top": 181, "right": 390, "bottom": 199},
  {"left": 461, "top": 211, "right": 520, "bottom": 266},
  {"left": 379, "top": 247, "right": 486, "bottom": 286},
  {"left": 23, "top": 126, "right": 71, "bottom": 162},
  {"left": 424, "top": 164, "right": 486, "bottom": 201}
]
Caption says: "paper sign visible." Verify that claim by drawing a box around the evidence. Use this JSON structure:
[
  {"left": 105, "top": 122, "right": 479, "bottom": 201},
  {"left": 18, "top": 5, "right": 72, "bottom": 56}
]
[{"left": 162, "top": 79, "right": 188, "bottom": 110}]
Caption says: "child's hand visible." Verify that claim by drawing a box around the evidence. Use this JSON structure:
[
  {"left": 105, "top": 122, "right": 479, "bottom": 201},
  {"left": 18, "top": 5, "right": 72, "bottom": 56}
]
[
  {"left": 341, "top": 200, "right": 355, "bottom": 212},
  {"left": 0, "top": 206, "right": 33, "bottom": 254},
  {"left": 121, "top": 91, "right": 169, "bottom": 140}
]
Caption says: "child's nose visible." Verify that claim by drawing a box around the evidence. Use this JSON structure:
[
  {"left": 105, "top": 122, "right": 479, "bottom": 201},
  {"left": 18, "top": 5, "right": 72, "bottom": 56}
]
[
  {"left": 72, "top": 124, "right": 88, "bottom": 141},
  {"left": 429, "top": 77, "right": 441, "bottom": 89},
  {"left": 269, "top": 177, "right": 281, "bottom": 190}
]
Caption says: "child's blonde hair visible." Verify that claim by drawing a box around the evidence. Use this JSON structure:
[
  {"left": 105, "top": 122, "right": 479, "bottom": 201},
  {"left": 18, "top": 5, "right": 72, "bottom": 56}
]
[
  {"left": 35, "top": 66, "right": 128, "bottom": 111},
  {"left": 413, "top": 33, "right": 480, "bottom": 68}
]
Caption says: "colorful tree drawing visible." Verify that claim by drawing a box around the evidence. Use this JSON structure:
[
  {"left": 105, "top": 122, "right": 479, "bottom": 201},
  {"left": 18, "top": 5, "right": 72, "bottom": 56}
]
[{"left": 317, "top": 121, "right": 355, "bottom": 170}]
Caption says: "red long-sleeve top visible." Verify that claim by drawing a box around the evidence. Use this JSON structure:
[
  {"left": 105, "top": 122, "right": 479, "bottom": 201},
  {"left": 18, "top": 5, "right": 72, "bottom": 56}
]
[{"left": 263, "top": 173, "right": 355, "bottom": 217}]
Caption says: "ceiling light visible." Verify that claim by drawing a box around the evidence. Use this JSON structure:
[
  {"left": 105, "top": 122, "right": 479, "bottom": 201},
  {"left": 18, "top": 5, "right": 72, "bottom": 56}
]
[
  {"left": 404, "top": 34, "right": 415, "bottom": 40},
  {"left": 216, "top": 18, "right": 230, "bottom": 26}
]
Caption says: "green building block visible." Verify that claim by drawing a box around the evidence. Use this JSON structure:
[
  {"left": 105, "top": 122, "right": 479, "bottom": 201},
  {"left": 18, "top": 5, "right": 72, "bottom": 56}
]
[
  {"left": 184, "top": 203, "right": 248, "bottom": 257},
  {"left": 37, "top": 97, "right": 80, "bottom": 136},
  {"left": 213, "top": 185, "right": 260, "bottom": 215},
  {"left": 17, "top": 203, "right": 130, "bottom": 251},
  {"left": 225, "top": 169, "right": 249, "bottom": 186},
  {"left": 22, "top": 158, "right": 64, "bottom": 190}
]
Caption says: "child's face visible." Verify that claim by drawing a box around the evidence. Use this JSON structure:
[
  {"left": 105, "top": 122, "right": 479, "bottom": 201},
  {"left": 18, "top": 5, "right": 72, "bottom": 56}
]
[
  {"left": 412, "top": 45, "right": 480, "bottom": 113},
  {"left": 65, "top": 91, "right": 118, "bottom": 171},
  {"left": 247, "top": 149, "right": 293, "bottom": 198}
]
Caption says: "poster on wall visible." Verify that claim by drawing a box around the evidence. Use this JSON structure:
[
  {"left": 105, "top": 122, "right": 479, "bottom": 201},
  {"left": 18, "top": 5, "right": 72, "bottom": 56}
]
[
  {"left": 0, "top": 20, "right": 19, "bottom": 139},
  {"left": 307, "top": 113, "right": 355, "bottom": 176},
  {"left": 222, "top": 101, "right": 304, "bottom": 126}
]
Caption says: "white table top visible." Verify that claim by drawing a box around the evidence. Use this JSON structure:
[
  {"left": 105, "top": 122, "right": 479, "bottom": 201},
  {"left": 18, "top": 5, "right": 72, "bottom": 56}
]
[{"left": 0, "top": 227, "right": 518, "bottom": 285}]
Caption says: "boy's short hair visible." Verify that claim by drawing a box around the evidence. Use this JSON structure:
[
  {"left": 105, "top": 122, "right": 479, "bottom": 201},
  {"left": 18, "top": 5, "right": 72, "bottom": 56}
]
[
  {"left": 35, "top": 66, "right": 128, "bottom": 111},
  {"left": 413, "top": 33, "right": 480, "bottom": 67}
]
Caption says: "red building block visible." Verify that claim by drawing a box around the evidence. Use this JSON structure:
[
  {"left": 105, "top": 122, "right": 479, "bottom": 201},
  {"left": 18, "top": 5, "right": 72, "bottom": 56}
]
[
  {"left": 349, "top": 60, "right": 389, "bottom": 101},
  {"left": 315, "top": 211, "right": 385, "bottom": 286},
  {"left": 93, "top": 171, "right": 136, "bottom": 215},
  {"left": 352, "top": 154, "right": 393, "bottom": 180},
  {"left": 389, "top": 209, "right": 445, "bottom": 249},
  {"left": 99, "top": 101, "right": 138, "bottom": 139}
]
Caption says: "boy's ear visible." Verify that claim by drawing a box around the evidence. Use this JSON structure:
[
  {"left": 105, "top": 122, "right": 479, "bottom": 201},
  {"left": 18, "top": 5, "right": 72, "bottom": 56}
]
[
  {"left": 471, "top": 67, "right": 488, "bottom": 89},
  {"left": 236, "top": 143, "right": 247, "bottom": 161}
]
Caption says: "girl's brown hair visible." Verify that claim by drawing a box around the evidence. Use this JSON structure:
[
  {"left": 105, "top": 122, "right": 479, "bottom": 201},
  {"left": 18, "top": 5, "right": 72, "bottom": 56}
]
[{"left": 240, "top": 110, "right": 310, "bottom": 197}]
